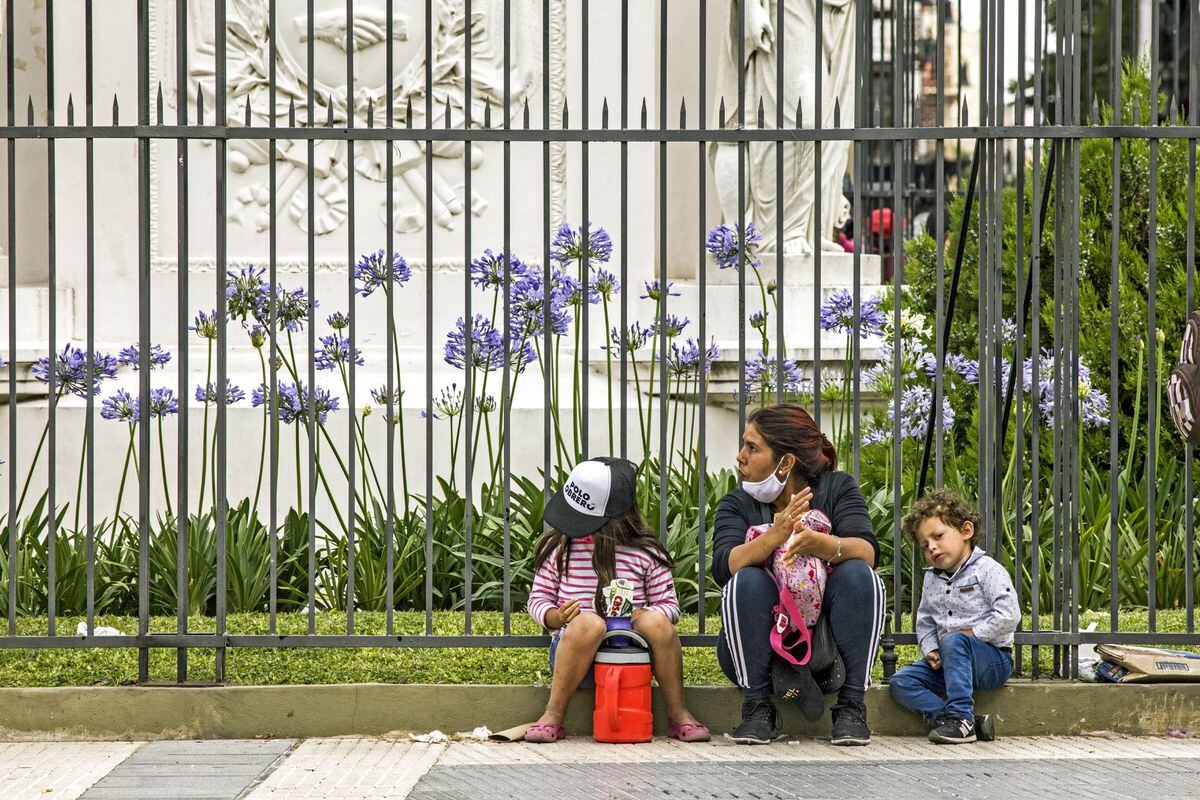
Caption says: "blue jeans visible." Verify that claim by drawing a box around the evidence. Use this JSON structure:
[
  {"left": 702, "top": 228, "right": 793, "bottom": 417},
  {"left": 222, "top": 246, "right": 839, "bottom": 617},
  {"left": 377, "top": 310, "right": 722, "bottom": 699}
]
[{"left": 888, "top": 632, "right": 1014, "bottom": 724}]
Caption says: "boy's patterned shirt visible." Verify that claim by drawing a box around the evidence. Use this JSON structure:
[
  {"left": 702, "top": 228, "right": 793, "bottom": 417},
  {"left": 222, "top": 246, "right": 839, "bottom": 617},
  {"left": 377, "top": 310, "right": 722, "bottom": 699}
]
[{"left": 915, "top": 547, "right": 1020, "bottom": 655}]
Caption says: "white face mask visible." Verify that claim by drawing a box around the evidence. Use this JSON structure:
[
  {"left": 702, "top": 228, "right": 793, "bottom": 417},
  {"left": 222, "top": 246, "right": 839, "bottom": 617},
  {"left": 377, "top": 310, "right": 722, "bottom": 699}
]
[{"left": 742, "top": 457, "right": 791, "bottom": 504}]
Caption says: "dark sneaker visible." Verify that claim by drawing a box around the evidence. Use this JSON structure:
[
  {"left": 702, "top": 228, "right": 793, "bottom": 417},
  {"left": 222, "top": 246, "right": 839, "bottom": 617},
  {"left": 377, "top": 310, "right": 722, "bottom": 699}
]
[
  {"left": 928, "top": 715, "right": 977, "bottom": 744},
  {"left": 729, "top": 699, "right": 782, "bottom": 745},
  {"left": 976, "top": 714, "right": 996, "bottom": 742},
  {"left": 830, "top": 700, "right": 871, "bottom": 746}
]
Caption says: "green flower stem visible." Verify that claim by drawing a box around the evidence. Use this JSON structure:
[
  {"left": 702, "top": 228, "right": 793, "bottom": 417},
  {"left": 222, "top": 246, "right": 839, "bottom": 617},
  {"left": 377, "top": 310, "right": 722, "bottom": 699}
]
[
  {"left": 629, "top": 351, "right": 648, "bottom": 461},
  {"left": 252, "top": 350, "right": 269, "bottom": 514},
  {"left": 312, "top": 435, "right": 349, "bottom": 538},
  {"left": 753, "top": 267, "right": 770, "bottom": 357},
  {"left": 668, "top": 371, "right": 681, "bottom": 467},
  {"left": 197, "top": 339, "right": 214, "bottom": 516},
  {"left": 533, "top": 338, "right": 570, "bottom": 471},
  {"left": 1124, "top": 344, "right": 1145, "bottom": 485},
  {"left": 111, "top": 424, "right": 137, "bottom": 529},
  {"left": 157, "top": 417, "right": 174, "bottom": 520},
  {"left": 15, "top": 390, "right": 62, "bottom": 523},
  {"left": 602, "top": 299, "right": 614, "bottom": 455},
  {"left": 337, "top": 363, "right": 386, "bottom": 503},
  {"left": 294, "top": 424, "right": 303, "bottom": 516},
  {"left": 72, "top": 429, "right": 89, "bottom": 532},
  {"left": 387, "top": 317, "right": 411, "bottom": 515}
]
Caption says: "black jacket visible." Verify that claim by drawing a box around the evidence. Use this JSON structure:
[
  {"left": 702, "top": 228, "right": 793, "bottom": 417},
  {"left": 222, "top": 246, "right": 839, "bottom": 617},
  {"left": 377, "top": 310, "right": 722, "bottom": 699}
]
[{"left": 711, "top": 470, "right": 879, "bottom": 587}]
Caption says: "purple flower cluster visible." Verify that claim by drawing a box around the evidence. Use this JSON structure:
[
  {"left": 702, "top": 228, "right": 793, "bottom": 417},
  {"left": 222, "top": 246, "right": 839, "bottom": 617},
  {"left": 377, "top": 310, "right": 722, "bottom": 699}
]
[
  {"left": 743, "top": 353, "right": 809, "bottom": 396},
  {"left": 606, "top": 323, "right": 654, "bottom": 355},
  {"left": 470, "top": 249, "right": 529, "bottom": 290},
  {"left": 706, "top": 223, "right": 762, "bottom": 270},
  {"left": 355, "top": 250, "right": 412, "bottom": 298},
  {"left": 226, "top": 266, "right": 268, "bottom": 323},
  {"left": 147, "top": 388, "right": 180, "bottom": 417},
  {"left": 251, "top": 381, "right": 339, "bottom": 424},
  {"left": 509, "top": 270, "right": 573, "bottom": 338},
  {"left": 1022, "top": 349, "right": 1109, "bottom": 429},
  {"left": 654, "top": 314, "right": 690, "bottom": 339},
  {"left": 314, "top": 334, "right": 365, "bottom": 371},
  {"left": 662, "top": 337, "right": 720, "bottom": 378},
  {"left": 33, "top": 344, "right": 119, "bottom": 397},
  {"left": 551, "top": 223, "right": 613, "bottom": 265},
  {"left": 370, "top": 385, "right": 404, "bottom": 407},
  {"left": 327, "top": 311, "right": 349, "bottom": 331},
  {"left": 640, "top": 279, "right": 680, "bottom": 302},
  {"left": 444, "top": 314, "right": 536, "bottom": 374},
  {"left": 195, "top": 380, "right": 247, "bottom": 406},
  {"left": 557, "top": 271, "right": 601, "bottom": 307},
  {"left": 889, "top": 385, "right": 955, "bottom": 441},
  {"left": 118, "top": 343, "right": 171, "bottom": 371},
  {"left": 101, "top": 389, "right": 138, "bottom": 422},
  {"left": 749, "top": 310, "right": 768, "bottom": 332},
  {"left": 423, "top": 384, "right": 464, "bottom": 419},
  {"left": 191, "top": 310, "right": 220, "bottom": 340},
  {"left": 591, "top": 269, "right": 620, "bottom": 301},
  {"left": 819, "top": 290, "right": 888, "bottom": 338}
]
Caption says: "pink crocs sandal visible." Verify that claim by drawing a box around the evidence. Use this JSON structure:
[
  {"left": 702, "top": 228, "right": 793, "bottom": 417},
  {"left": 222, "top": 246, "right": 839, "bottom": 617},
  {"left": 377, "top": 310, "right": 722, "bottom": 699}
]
[
  {"left": 667, "top": 721, "right": 712, "bottom": 742},
  {"left": 524, "top": 723, "right": 566, "bottom": 743}
]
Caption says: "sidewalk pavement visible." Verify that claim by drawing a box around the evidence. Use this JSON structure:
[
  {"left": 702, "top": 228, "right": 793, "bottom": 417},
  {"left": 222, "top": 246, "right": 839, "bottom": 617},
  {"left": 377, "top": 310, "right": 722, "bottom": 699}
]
[{"left": 3, "top": 734, "right": 1199, "bottom": 800}]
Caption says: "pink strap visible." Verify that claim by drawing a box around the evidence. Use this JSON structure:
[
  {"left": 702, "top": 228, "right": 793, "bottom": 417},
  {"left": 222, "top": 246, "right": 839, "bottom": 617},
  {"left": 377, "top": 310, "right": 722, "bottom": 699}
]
[{"left": 767, "top": 570, "right": 813, "bottom": 666}]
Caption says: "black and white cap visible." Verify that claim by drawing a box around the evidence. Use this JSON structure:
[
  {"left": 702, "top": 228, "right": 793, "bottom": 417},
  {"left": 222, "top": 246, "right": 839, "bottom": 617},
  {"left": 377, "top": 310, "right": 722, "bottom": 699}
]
[{"left": 543, "top": 457, "right": 639, "bottom": 537}]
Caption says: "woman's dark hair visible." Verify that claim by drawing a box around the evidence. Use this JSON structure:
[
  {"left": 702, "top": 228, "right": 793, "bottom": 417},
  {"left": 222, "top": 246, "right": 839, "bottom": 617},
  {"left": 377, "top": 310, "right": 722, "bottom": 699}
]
[
  {"left": 533, "top": 506, "right": 674, "bottom": 613},
  {"left": 747, "top": 404, "right": 838, "bottom": 488}
]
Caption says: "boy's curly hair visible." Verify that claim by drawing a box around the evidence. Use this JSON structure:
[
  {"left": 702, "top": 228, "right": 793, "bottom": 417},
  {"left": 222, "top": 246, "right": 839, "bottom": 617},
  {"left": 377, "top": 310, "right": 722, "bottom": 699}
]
[{"left": 901, "top": 488, "right": 983, "bottom": 545}]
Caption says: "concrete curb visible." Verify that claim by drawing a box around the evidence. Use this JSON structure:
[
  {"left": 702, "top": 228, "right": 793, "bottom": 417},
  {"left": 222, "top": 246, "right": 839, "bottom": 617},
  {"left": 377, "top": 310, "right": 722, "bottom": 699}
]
[{"left": 2, "top": 681, "right": 1199, "bottom": 740}]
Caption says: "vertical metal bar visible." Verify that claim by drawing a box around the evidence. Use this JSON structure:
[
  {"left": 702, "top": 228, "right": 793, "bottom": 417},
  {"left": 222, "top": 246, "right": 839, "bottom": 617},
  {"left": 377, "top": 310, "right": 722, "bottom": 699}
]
[
  {"left": 305, "top": 0, "right": 317, "bottom": 642},
  {"left": 935, "top": 0, "right": 947, "bottom": 489},
  {"left": 1013, "top": 0, "right": 1027, "bottom": 672},
  {"left": 384, "top": 0, "right": 395, "bottom": 636},
  {"left": 45, "top": 0, "right": 57, "bottom": 640},
  {"left": 215, "top": 0, "right": 229, "bottom": 680},
  {"left": 462, "top": 0, "right": 473, "bottom": 636},
  {"left": 542, "top": 0, "right": 552, "bottom": 497},
  {"left": 657, "top": 0, "right": 668, "bottom": 543},
  {"left": 5, "top": 0, "right": 16, "bottom": 637},
  {"left": 890, "top": 0, "right": 903, "bottom": 634},
  {"left": 775, "top": 0, "right": 786, "bottom": 406},
  {"left": 85, "top": 0, "right": 97, "bottom": 640},
  {"left": 1108, "top": 0, "right": 1122, "bottom": 635},
  {"left": 696, "top": 0, "right": 707, "bottom": 635},
  {"left": 500, "top": 0, "right": 512, "bottom": 635},
  {"left": 581, "top": 0, "right": 590, "bottom": 460},
  {"left": 268, "top": 0, "right": 280, "bottom": 637},
  {"left": 1148, "top": 0, "right": 1160, "bottom": 633},
  {"left": 425, "top": 0, "right": 435, "bottom": 636},
  {"left": 1185, "top": 0, "right": 1198, "bottom": 634},
  {"left": 618, "top": 0, "right": 628, "bottom": 464},
  {"left": 736, "top": 0, "right": 745, "bottom": 437},
  {"left": 345, "top": 0, "right": 357, "bottom": 634},
  {"left": 851, "top": 0, "right": 864, "bottom": 484},
  {"left": 136, "top": 0, "right": 152, "bottom": 680},
  {"left": 1030, "top": 0, "right": 1044, "bottom": 676},
  {"left": 811, "top": 0, "right": 823, "bottom": 422},
  {"left": 174, "top": 0, "right": 190, "bottom": 680}
]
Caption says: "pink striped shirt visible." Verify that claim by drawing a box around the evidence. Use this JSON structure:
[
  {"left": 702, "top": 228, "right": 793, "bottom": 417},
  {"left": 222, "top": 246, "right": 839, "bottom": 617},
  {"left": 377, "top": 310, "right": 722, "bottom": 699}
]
[{"left": 527, "top": 540, "right": 681, "bottom": 628}]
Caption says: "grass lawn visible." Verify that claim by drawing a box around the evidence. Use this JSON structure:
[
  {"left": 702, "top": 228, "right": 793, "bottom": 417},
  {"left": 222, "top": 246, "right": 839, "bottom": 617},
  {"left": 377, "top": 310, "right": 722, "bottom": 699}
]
[{"left": 0, "top": 609, "right": 1194, "bottom": 687}]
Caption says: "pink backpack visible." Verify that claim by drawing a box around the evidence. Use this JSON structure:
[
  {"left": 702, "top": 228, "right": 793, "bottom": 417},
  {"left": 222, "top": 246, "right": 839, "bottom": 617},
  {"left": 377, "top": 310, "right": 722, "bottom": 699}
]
[{"left": 744, "top": 509, "right": 830, "bottom": 667}]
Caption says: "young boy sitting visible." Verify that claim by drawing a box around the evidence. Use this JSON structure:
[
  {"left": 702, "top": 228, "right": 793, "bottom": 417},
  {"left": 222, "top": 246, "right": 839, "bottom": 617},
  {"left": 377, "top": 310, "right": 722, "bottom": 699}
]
[{"left": 889, "top": 489, "right": 1020, "bottom": 744}]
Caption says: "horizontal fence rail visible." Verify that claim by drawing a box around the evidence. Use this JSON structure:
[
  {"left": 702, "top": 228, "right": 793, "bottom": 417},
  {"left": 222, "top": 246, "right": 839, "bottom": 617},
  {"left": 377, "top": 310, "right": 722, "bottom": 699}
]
[{"left": 0, "top": 0, "right": 1196, "bottom": 686}]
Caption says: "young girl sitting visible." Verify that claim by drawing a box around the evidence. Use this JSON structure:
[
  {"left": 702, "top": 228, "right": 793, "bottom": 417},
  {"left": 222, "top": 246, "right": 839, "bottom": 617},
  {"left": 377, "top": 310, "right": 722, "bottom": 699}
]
[
  {"left": 889, "top": 489, "right": 1020, "bottom": 744},
  {"left": 525, "top": 457, "right": 709, "bottom": 743}
]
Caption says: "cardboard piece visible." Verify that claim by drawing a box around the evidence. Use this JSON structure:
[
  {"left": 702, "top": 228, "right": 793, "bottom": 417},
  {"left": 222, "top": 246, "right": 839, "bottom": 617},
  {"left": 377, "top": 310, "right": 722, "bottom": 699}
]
[
  {"left": 1095, "top": 644, "right": 1200, "bottom": 683},
  {"left": 488, "top": 722, "right": 535, "bottom": 742}
]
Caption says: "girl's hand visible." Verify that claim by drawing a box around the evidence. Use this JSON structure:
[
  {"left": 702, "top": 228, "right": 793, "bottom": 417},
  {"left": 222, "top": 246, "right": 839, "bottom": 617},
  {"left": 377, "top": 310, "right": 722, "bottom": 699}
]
[
  {"left": 557, "top": 599, "right": 581, "bottom": 626},
  {"left": 767, "top": 488, "right": 813, "bottom": 546},
  {"left": 782, "top": 526, "right": 825, "bottom": 566}
]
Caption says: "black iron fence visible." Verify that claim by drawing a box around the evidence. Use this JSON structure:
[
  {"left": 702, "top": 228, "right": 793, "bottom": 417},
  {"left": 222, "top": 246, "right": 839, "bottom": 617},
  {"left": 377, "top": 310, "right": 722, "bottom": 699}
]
[{"left": 0, "top": 0, "right": 1197, "bottom": 684}]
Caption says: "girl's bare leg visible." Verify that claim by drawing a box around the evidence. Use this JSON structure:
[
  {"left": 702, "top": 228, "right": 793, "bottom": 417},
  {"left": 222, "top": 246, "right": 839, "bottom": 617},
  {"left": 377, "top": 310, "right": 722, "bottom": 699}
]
[
  {"left": 633, "top": 610, "right": 701, "bottom": 725},
  {"left": 536, "top": 611, "right": 606, "bottom": 726}
]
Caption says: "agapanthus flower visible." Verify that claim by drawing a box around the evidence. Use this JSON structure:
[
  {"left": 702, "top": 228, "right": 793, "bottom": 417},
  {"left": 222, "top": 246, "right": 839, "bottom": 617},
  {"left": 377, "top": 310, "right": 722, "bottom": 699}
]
[
  {"left": 32, "top": 344, "right": 118, "bottom": 397},
  {"left": 248, "top": 325, "right": 267, "bottom": 348},
  {"left": 423, "top": 384, "right": 464, "bottom": 419},
  {"left": 370, "top": 385, "right": 404, "bottom": 407},
  {"left": 819, "top": 289, "right": 888, "bottom": 338},
  {"left": 750, "top": 310, "right": 769, "bottom": 332},
  {"left": 225, "top": 265, "right": 268, "bottom": 323},
  {"left": 550, "top": 223, "right": 613, "bottom": 265},
  {"left": 118, "top": 343, "right": 171, "bottom": 371},
  {"left": 271, "top": 286, "right": 316, "bottom": 332},
  {"left": 557, "top": 270, "right": 601, "bottom": 307},
  {"left": 444, "top": 314, "right": 535, "bottom": 373},
  {"left": 251, "top": 381, "right": 339, "bottom": 424},
  {"left": 640, "top": 279, "right": 681, "bottom": 302},
  {"left": 1000, "top": 317, "right": 1017, "bottom": 344},
  {"left": 861, "top": 425, "right": 889, "bottom": 446},
  {"left": 195, "top": 380, "right": 246, "bottom": 406},
  {"left": 355, "top": 250, "right": 411, "bottom": 297},
  {"left": 606, "top": 323, "right": 654, "bottom": 354},
  {"left": 510, "top": 271, "right": 573, "bottom": 338},
  {"left": 661, "top": 337, "right": 720, "bottom": 378},
  {"left": 475, "top": 394, "right": 497, "bottom": 414},
  {"left": 654, "top": 314, "right": 690, "bottom": 339},
  {"left": 1025, "top": 350, "right": 1109, "bottom": 429},
  {"left": 101, "top": 389, "right": 138, "bottom": 423},
  {"left": 314, "top": 334, "right": 365, "bottom": 371},
  {"left": 191, "top": 309, "right": 220, "bottom": 340},
  {"left": 890, "top": 385, "right": 955, "bottom": 440},
  {"left": 743, "top": 353, "right": 808, "bottom": 396},
  {"left": 706, "top": 222, "right": 762, "bottom": 270},
  {"left": 470, "top": 249, "right": 529, "bottom": 290},
  {"left": 147, "top": 388, "right": 180, "bottom": 417},
  {"left": 591, "top": 269, "right": 620, "bottom": 301},
  {"left": 327, "top": 311, "right": 349, "bottom": 331}
]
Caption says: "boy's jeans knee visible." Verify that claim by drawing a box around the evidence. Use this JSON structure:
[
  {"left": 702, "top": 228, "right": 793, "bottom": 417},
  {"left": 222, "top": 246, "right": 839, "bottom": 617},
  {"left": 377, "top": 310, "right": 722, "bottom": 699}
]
[{"left": 889, "top": 635, "right": 1013, "bottom": 724}]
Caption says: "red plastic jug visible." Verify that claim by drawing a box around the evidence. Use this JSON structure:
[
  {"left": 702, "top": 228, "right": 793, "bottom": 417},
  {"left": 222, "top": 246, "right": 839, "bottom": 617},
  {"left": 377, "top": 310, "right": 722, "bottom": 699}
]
[{"left": 593, "top": 628, "right": 653, "bottom": 743}]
